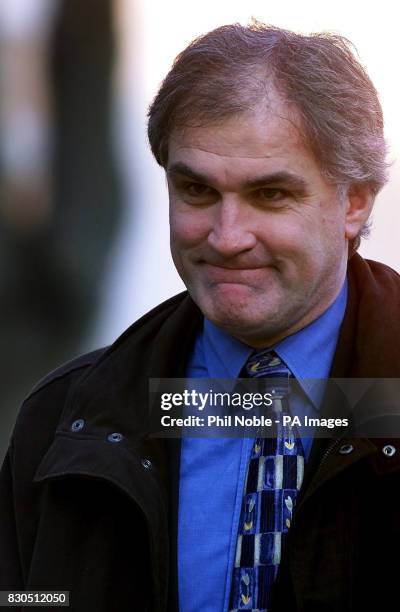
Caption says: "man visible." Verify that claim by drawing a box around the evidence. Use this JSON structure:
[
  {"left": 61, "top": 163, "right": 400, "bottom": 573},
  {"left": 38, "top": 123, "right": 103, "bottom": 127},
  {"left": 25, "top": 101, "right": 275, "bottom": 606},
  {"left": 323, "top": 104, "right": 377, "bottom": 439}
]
[{"left": 1, "top": 22, "right": 400, "bottom": 612}]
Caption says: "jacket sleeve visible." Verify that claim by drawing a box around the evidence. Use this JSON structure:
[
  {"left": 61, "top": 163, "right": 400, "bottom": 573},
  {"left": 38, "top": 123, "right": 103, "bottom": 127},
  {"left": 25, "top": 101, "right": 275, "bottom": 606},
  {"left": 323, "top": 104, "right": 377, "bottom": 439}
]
[{"left": 0, "top": 444, "right": 24, "bottom": 589}]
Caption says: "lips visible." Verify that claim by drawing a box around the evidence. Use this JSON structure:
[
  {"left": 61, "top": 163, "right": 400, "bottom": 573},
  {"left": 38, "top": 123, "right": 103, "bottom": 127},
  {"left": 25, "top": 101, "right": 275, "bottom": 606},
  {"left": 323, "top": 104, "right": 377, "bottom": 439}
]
[{"left": 200, "top": 262, "right": 268, "bottom": 284}]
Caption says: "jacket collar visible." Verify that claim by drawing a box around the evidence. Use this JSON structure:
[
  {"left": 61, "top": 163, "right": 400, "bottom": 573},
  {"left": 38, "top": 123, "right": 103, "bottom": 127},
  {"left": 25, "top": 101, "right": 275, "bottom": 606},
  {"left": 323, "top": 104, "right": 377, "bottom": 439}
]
[
  {"left": 300, "top": 253, "right": 400, "bottom": 502},
  {"left": 35, "top": 290, "right": 204, "bottom": 485},
  {"left": 331, "top": 253, "right": 400, "bottom": 377}
]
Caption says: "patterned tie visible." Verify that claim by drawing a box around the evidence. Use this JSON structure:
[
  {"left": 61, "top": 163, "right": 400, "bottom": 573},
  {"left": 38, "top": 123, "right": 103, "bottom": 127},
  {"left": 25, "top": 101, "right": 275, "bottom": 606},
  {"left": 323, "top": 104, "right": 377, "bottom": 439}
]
[{"left": 229, "top": 350, "right": 305, "bottom": 612}]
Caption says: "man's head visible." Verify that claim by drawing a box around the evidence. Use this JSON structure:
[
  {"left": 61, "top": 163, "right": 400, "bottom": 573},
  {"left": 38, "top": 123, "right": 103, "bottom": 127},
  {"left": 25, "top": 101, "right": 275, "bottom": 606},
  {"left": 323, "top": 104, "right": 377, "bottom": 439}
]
[{"left": 147, "top": 23, "right": 388, "bottom": 347}]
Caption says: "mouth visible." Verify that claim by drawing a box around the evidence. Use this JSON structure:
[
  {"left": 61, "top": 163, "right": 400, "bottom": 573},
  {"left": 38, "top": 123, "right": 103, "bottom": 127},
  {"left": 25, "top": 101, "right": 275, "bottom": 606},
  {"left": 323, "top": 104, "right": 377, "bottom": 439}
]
[{"left": 200, "top": 262, "right": 269, "bottom": 284}]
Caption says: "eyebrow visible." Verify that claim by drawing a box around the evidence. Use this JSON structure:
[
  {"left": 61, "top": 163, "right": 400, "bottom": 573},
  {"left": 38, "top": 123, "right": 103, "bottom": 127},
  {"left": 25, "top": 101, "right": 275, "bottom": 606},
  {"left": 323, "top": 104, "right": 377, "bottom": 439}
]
[
  {"left": 167, "top": 161, "right": 308, "bottom": 192},
  {"left": 167, "top": 162, "right": 209, "bottom": 184}
]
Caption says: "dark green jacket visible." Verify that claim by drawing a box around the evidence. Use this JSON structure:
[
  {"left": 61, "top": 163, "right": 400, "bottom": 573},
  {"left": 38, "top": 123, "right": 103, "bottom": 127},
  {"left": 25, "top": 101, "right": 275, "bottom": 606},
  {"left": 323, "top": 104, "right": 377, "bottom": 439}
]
[{"left": 1, "top": 254, "right": 400, "bottom": 611}]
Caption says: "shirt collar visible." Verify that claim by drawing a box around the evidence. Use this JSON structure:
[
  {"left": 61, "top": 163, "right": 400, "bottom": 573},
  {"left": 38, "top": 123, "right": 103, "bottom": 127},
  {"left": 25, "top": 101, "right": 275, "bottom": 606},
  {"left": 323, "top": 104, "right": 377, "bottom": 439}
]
[{"left": 203, "top": 279, "right": 348, "bottom": 408}]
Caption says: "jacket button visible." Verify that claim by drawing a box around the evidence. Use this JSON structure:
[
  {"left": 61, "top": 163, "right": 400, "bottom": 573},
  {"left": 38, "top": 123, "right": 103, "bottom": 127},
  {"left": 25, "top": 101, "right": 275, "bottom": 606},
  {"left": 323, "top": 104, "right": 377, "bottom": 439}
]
[
  {"left": 338, "top": 444, "right": 354, "bottom": 455},
  {"left": 71, "top": 419, "right": 85, "bottom": 432},
  {"left": 382, "top": 444, "right": 396, "bottom": 457},
  {"left": 141, "top": 458, "right": 152, "bottom": 470},
  {"left": 107, "top": 432, "right": 123, "bottom": 443}
]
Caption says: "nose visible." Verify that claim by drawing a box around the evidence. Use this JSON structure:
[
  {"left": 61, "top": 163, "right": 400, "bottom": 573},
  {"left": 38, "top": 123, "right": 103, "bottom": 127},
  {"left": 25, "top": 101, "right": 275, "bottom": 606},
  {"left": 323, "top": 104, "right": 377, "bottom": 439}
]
[{"left": 207, "top": 198, "right": 257, "bottom": 257}]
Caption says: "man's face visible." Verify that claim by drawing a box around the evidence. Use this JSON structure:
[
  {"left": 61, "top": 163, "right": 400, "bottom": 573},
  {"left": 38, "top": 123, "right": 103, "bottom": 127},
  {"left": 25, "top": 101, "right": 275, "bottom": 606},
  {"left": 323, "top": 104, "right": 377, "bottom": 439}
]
[{"left": 167, "top": 99, "right": 355, "bottom": 347}]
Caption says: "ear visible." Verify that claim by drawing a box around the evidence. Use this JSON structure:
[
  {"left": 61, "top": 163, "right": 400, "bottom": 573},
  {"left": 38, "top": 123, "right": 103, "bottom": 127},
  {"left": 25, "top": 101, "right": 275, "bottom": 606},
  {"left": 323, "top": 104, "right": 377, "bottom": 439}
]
[{"left": 344, "top": 184, "right": 375, "bottom": 240}]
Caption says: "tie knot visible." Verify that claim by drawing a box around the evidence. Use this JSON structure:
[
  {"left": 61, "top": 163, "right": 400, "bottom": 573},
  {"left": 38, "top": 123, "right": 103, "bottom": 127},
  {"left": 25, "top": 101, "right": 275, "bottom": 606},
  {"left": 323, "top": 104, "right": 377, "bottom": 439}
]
[{"left": 245, "top": 349, "right": 291, "bottom": 378}]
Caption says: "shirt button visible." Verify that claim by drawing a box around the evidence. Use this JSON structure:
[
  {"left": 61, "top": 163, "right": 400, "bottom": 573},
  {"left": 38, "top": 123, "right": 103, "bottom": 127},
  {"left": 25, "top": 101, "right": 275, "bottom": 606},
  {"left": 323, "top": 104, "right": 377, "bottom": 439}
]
[
  {"left": 107, "top": 432, "right": 123, "bottom": 443},
  {"left": 382, "top": 444, "right": 396, "bottom": 457},
  {"left": 338, "top": 443, "right": 354, "bottom": 455},
  {"left": 141, "top": 458, "right": 152, "bottom": 470},
  {"left": 71, "top": 419, "right": 85, "bottom": 432}
]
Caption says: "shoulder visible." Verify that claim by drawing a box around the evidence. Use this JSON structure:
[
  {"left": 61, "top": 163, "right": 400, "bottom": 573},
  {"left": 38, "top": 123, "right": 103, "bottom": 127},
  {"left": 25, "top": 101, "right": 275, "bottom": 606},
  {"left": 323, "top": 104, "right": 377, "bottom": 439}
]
[
  {"left": 347, "top": 254, "right": 400, "bottom": 321},
  {"left": 28, "top": 348, "right": 107, "bottom": 399},
  {"left": 3, "top": 290, "right": 194, "bottom": 509},
  {"left": 8, "top": 348, "right": 107, "bottom": 475},
  {"left": 340, "top": 254, "right": 400, "bottom": 377},
  {"left": 349, "top": 254, "right": 400, "bottom": 296},
  {"left": 11, "top": 291, "right": 192, "bottom": 450},
  {"left": 26, "top": 291, "right": 189, "bottom": 398}
]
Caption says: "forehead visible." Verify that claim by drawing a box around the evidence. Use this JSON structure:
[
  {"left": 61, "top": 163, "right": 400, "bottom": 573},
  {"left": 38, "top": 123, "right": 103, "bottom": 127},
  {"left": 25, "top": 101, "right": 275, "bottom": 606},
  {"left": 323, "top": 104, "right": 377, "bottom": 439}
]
[{"left": 167, "top": 102, "right": 320, "bottom": 188}]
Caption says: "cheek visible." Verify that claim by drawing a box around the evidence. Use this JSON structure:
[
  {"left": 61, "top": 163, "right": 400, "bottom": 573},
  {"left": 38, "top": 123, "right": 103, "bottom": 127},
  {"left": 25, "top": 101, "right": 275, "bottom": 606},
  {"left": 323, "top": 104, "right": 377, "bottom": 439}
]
[
  {"left": 317, "top": 212, "right": 347, "bottom": 257},
  {"left": 169, "top": 207, "right": 211, "bottom": 248},
  {"left": 258, "top": 216, "right": 314, "bottom": 258}
]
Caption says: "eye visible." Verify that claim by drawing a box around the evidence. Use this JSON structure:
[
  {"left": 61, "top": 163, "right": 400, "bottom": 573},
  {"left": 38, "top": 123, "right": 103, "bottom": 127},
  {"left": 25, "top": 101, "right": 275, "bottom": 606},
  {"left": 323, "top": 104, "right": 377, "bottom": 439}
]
[
  {"left": 185, "top": 182, "right": 213, "bottom": 196},
  {"left": 256, "top": 187, "right": 286, "bottom": 201},
  {"left": 180, "top": 182, "right": 217, "bottom": 204}
]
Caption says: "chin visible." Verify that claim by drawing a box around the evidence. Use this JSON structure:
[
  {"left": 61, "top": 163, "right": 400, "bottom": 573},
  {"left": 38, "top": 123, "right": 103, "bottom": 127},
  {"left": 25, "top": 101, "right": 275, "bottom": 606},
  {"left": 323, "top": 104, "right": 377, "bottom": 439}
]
[
  {"left": 206, "top": 306, "right": 268, "bottom": 337},
  {"left": 203, "top": 296, "right": 292, "bottom": 343},
  {"left": 201, "top": 283, "right": 264, "bottom": 312},
  {"left": 192, "top": 283, "right": 286, "bottom": 332}
]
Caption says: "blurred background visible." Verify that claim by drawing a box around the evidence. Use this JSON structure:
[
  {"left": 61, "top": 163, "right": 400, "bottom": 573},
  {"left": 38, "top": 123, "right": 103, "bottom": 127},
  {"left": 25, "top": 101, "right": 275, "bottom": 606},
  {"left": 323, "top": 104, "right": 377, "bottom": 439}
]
[{"left": 0, "top": 0, "right": 399, "bottom": 460}]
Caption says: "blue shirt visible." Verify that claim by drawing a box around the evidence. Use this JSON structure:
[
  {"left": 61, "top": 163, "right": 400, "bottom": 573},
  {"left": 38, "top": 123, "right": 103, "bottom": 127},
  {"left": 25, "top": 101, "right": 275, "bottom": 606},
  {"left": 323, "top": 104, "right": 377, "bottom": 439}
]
[{"left": 178, "top": 282, "right": 348, "bottom": 612}]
